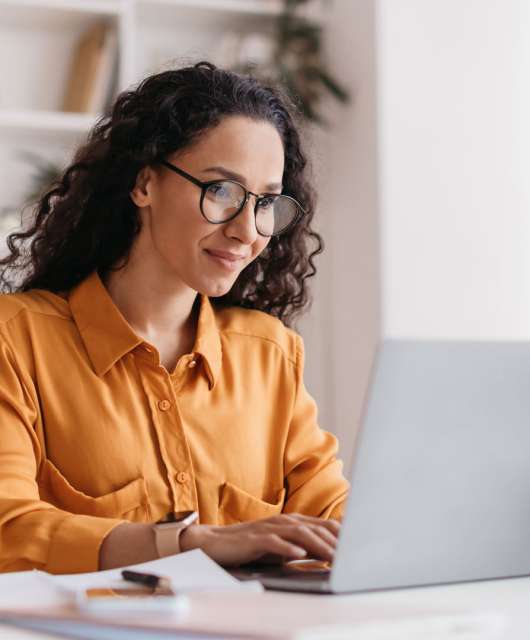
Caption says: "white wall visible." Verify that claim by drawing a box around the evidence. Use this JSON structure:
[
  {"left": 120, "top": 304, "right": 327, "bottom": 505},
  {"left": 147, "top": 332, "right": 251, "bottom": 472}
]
[
  {"left": 378, "top": 0, "right": 530, "bottom": 339},
  {"left": 305, "top": 0, "right": 530, "bottom": 473}
]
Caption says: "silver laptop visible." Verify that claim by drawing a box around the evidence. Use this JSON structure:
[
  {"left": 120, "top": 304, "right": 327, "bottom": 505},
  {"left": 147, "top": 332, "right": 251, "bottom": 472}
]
[{"left": 231, "top": 340, "right": 530, "bottom": 593}]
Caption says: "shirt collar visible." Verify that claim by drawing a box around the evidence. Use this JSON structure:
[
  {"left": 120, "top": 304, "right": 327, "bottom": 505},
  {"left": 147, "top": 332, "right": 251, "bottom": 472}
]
[
  {"left": 69, "top": 272, "right": 222, "bottom": 389},
  {"left": 193, "top": 293, "right": 222, "bottom": 390}
]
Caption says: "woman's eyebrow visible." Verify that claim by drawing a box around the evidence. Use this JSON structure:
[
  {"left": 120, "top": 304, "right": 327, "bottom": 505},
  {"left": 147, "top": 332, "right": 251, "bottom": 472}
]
[{"left": 202, "top": 166, "right": 283, "bottom": 192}]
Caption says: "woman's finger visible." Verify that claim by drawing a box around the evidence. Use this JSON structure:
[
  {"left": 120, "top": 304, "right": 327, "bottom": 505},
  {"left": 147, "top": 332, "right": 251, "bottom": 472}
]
[
  {"left": 306, "top": 524, "right": 338, "bottom": 549},
  {"left": 269, "top": 524, "right": 335, "bottom": 562},
  {"left": 250, "top": 532, "right": 307, "bottom": 562},
  {"left": 263, "top": 519, "right": 338, "bottom": 549}
]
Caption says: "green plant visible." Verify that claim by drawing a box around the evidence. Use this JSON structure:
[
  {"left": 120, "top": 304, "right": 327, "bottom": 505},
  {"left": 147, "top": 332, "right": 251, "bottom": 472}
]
[{"left": 236, "top": 0, "right": 349, "bottom": 123}]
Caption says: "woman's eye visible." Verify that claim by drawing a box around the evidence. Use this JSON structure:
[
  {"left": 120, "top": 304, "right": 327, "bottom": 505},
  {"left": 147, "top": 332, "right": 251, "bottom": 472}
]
[
  {"left": 208, "top": 183, "right": 229, "bottom": 198},
  {"left": 257, "top": 196, "right": 276, "bottom": 210}
]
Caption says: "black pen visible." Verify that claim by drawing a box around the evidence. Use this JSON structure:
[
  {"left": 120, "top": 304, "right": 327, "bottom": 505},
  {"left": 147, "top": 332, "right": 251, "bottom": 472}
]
[{"left": 121, "top": 569, "right": 175, "bottom": 595}]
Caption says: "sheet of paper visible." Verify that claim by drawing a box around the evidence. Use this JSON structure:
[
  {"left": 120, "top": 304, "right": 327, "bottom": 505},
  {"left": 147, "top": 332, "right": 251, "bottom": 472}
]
[
  {"left": 0, "top": 549, "right": 261, "bottom": 612},
  {"left": 0, "top": 570, "right": 74, "bottom": 610},
  {"left": 47, "top": 549, "right": 261, "bottom": 594}
]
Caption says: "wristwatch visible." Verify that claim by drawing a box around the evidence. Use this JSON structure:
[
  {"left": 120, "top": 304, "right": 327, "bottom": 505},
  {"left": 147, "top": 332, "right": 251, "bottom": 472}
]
[{"left": 152, "top": 511, "right": 198, "bottom": 558}]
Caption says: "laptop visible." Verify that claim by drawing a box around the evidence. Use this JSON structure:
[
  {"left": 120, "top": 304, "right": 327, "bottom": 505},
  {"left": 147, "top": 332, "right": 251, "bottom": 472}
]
[{"left": 231, "top": 340, "right": 530, "bottom": 593}]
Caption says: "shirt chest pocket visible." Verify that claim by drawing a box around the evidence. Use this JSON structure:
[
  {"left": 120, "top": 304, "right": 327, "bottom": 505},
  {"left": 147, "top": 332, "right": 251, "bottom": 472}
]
[
  {"left": 219, "top": 481, "right": 286, "bottom": 525},
  {"left": 38, "top": 459, "right": 150, "bottom": 521}
]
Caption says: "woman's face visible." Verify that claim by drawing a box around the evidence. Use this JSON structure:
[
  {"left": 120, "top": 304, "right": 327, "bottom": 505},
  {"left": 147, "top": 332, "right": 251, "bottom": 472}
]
[{"left": 131, "top": 115, "right": 285, "bottom": 297}]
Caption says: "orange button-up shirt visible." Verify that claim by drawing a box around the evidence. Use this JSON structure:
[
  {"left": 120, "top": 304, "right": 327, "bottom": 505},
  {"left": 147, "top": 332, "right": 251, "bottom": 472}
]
[{"left": 0, "top": 272, "right": 349, "bottom": 574}]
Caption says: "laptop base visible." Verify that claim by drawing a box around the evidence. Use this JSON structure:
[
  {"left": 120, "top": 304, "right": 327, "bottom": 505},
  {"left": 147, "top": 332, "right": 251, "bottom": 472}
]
[{"left": 229, "top": 559, "right": 333, "bottom": 593}]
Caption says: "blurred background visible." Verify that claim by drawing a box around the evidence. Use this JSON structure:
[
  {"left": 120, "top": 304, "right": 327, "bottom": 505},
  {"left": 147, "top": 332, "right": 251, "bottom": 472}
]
[{"left": 1, "top": 0, "right": 529, "bottom": 474}]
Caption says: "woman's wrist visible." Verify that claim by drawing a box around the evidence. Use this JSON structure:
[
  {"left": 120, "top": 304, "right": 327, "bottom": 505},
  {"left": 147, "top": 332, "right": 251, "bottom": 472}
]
[
  {"left": 99, "top": 522, "right": 158, "bottom": 570},
  {"left": 179, "top": 523, "right": 209, "bottom": 552}
]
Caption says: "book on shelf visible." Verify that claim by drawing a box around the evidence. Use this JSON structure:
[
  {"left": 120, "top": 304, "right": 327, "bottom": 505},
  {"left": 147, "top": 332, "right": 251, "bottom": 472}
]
[{"left": 62, "top": 21, "right": 118, "bottom": 116}]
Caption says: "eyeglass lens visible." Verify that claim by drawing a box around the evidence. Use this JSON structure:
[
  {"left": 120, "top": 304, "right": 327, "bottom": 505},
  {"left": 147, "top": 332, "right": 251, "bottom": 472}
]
[{"left": 202, "top": 181, "right": 299, "bottom": 236}]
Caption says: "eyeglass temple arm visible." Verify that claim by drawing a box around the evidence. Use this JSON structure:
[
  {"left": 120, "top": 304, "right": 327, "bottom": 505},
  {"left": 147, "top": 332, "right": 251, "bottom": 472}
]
[{"left": 160, "top": 161, "right": 205, "bottom": 189}]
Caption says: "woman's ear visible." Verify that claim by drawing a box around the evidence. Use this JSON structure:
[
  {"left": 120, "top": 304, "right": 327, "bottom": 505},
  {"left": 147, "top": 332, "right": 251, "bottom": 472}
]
[{"left": 130, "top": 167, "right": 153, "bottom": 207}]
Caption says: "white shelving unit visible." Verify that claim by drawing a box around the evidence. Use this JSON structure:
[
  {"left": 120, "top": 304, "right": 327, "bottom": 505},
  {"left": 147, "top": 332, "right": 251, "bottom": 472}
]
[{"left": 0, "top": 0, "right": 282, "bottom": 223}]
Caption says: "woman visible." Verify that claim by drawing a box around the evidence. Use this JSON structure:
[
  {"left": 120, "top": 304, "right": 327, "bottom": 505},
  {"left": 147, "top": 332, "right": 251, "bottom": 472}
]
[{"left": 0, "top": 62, "right": 349, "bottom": 574}]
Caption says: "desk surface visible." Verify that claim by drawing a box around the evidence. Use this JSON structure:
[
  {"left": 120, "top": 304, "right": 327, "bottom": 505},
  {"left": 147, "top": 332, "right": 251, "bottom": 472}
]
[{"left": 2, "top": 573, "right": 530, "bottom": 639}]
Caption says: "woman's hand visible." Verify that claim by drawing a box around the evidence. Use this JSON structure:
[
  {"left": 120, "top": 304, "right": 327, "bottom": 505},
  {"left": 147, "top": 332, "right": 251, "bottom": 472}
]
[{"left": 179, "top": 513, "right": 340, "bottom": 567}]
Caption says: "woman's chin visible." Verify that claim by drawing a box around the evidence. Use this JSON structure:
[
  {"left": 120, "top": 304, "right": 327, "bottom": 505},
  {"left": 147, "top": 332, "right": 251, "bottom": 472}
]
[{"left": 195, "top": 277, "right": 236, "bottom": 299}]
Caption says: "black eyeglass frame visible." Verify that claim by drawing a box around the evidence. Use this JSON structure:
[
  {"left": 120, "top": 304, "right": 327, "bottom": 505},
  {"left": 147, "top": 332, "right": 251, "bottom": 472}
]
[{"left": 160, "top": 160, "right": 305, "bottom": 237}]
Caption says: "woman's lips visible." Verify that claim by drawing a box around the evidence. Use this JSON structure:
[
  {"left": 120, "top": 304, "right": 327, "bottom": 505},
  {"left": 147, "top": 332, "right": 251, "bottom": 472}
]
[{"left": 204, "top": 249, "right": 246, "bottom": 271}]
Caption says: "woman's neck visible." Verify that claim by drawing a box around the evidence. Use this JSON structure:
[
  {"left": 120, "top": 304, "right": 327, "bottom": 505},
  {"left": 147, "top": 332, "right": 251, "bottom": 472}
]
[{"left": 102, "top": 256, "right": 199, "bottom": 369}]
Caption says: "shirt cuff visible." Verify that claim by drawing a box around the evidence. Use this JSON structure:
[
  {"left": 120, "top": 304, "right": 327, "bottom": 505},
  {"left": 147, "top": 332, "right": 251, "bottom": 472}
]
[{"left": 46, "top": 514, "right": 125, "bottom": 574}]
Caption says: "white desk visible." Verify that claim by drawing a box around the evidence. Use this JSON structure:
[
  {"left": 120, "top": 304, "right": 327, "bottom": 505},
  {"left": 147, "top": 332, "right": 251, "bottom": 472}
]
[{"left": 2, "top": 574, "right": 530, "bottom": 639}]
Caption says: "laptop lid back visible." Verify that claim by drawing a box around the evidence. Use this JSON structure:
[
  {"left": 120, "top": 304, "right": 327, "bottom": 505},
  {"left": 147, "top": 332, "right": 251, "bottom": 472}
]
[{"left": 331, "top": 340, "right": 530, "bottom": 592}]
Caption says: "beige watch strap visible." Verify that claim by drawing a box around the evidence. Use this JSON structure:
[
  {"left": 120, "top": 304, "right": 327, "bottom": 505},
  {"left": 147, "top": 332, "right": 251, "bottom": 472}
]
[
  {"left": 153, "top": 511, "right": 198, "bottom": 558},
  {"left": 153, "top": 525, "right": 184, "bottom": 558}
]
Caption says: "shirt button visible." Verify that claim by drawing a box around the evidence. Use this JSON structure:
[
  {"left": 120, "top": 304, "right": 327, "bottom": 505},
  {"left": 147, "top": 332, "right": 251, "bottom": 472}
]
[
  {"left": 176, "top": 471, "right": 189, "bottom": 484},
  {"left": 188, "top": 359, "right": 197, "bottom": 369},
  {"left": 158, "top": 399, "right": 171, "bottom": 411}
]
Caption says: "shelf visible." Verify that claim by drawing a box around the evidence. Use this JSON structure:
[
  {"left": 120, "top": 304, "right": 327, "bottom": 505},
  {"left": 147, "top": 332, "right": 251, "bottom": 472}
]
[
  {"left": 136, "top": 0, "right": 283, "bottom": 16},
  {"left": 0, "top": 0, "right": 123, "bottom": 29},
  {"left": 0, "top": 110, "right": 101, "bottom": 136},
  {"left": 0, "top": 0, "right": 283, "bottom": 17},
  {"left": 0, "top": 0, "right": 123, "bottom": 16}
]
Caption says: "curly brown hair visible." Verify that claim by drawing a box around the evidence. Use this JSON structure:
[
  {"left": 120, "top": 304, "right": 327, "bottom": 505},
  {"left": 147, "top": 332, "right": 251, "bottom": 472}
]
[{"left": 0, "top": 62, "right": 323, "bottom": 327}]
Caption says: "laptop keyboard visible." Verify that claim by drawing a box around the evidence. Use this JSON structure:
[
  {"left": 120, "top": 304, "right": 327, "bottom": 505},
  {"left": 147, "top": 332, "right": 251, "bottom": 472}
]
[{"left": 231, "top": 559, "right": 331, "bottom": 582}]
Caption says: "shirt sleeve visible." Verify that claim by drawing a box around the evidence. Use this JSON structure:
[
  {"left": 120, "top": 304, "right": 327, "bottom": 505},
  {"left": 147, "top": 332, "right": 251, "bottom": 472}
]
[
  {"left": 282, "top": 334, "right": 349, "bottom": 520},
  {"left": 0, "top": 337, "right": 124, "bottom": 574}
]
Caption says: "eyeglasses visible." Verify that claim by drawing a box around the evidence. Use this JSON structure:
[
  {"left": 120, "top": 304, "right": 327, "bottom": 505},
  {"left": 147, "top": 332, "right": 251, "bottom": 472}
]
[{"left": 160, "top": 160, "right": 305, "bottom": 237}]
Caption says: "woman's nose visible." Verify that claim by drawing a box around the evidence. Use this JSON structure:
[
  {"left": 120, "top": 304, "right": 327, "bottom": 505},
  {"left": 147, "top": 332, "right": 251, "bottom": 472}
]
[{"left": 224, "top": 197, "right": 259, "bottom": 245}]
